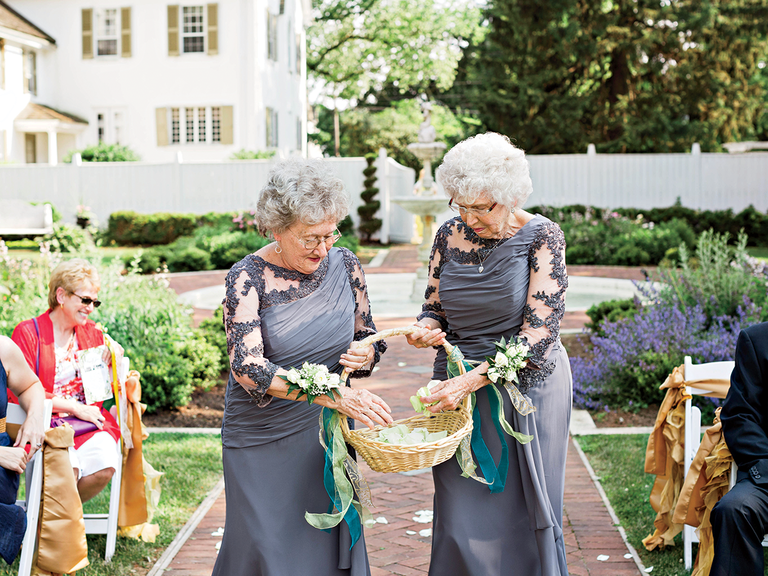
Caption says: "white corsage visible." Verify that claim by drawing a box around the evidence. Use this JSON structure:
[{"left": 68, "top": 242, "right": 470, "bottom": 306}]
[
  {"left": 278, "top": 362, "right": 341, "bottom": 404},
  {"left": 484, "top": 337, "right": 530, "bottom": 385}
]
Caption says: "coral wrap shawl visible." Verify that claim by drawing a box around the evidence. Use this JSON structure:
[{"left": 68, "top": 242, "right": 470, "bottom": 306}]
[{"left": 11, "top": 311, "right": 120, "bottom": 449}]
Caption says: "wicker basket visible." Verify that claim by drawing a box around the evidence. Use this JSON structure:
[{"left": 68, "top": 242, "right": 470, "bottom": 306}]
[{"left": 339, "top": 326, "right": 473, "bottom": 474}]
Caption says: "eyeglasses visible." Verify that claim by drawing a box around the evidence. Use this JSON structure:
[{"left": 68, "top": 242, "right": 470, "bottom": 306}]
[
  {"left": 71, "top": 293, "right": 102, "bottom": 308},
  {"left": 448, "top": 199, "right": 498, "bottom": 217},
  {"left": 288, "top": 228, "right": 342, "bottom": 250}
]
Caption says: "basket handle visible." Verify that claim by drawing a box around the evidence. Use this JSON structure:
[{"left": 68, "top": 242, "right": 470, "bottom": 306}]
[{"left": 341, "top": 325, "right": 463, "bottom": 383}]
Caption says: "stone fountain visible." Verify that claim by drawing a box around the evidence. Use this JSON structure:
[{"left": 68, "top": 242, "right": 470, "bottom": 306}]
[{"left": 391, "top": 101, "right": 448, "bottom": 301}]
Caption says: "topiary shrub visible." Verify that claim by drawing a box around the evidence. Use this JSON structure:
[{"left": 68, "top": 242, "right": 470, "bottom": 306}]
[{"left": 358, "top": 154, "right": 382, "bottom": 242}]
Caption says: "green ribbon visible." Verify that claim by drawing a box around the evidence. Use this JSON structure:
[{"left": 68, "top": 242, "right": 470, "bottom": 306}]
[
  {"left": 307, "top": 408, "right": 371, "bottom": 549},
  {"left": 448, "top": 348, "right": 534, "bottom": 490}
]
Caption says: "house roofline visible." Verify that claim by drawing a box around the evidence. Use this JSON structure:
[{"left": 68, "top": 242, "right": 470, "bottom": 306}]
[{"left": 0, "top": 0, "right": 55, "bottom": 45}]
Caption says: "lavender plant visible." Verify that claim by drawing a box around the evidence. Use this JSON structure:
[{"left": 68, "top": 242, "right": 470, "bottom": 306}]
[{"left": 573, "top": 229, "right": 768, "bottom": 412}]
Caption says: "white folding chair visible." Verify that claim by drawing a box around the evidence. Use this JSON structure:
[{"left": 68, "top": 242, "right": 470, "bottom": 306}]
[
  {"left": 681, "top": 355, "right": 735, "bottom": 570},
  {"left": 8, "top": 399, "right": 53, "bottom": 576},
  {"left": 82, "top": 356, "right": 130, "bottom": 562}
]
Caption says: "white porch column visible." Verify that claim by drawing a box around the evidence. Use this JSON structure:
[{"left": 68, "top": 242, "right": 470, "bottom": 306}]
[{"left": 47, "top": 130, "right": 58, "bottom": 166}]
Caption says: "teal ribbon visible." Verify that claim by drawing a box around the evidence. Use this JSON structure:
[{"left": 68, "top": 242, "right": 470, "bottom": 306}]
[
  {"left": 448, "top": 351, "right": 532, "bottom": 492},
  {"left": 312, "top": 408, "right": 362, "bottom": 549}
]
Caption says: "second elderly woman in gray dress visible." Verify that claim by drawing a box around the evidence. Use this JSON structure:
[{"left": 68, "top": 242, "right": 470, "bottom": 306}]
[
  {"left": 212, "top": 158, "right": 392, "bottom": 576},
  {"left": 407, "top": 132, "right": 572, "bottom": 575}
]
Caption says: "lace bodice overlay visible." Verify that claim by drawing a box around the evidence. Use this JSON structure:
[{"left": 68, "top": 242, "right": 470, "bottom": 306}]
[
  {"left": 223, "top": 247, "right": 385, "bottom": 404},
  {"left": 417, "top": 216, "right": 568, "bottom": 392}
]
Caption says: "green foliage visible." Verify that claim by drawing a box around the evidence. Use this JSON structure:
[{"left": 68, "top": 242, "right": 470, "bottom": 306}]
[
  {"left": 46, "top": 223, "right": 95, "bottom": 254},
  {"left": 457, "top": 0, "right": 768, "bottom": 153},
  {"left": 93, "top": 262, "right": 222, "bottom": 411},
  {"left": 127, "top": 227, "right": 271, "bottom": 273},
  {"left": 658, "top": 229, "right": 768, "bottom": 323},
  {"left": 197, "top": 306, "right": 229, "bottom": 373},
  {"left": 229, "top": 149, "right": 276, "bottom": 160},
  {"left": 106, "top": 211, "right": 241, "bottom": 246},
  {"left": 64, "top": 142, "right": 140, "bottom": 163},
  {"left": 532, "top": 201, "right": 768, "bottom": 249},
  {"left": 585, "top": 298, "right": 640, "bottom": 337},
  {"left": 311, "top": 99, "right": 471, "bottom": 173},
  {"left": 358, "top": 154, "right": 382, "bottom": 241},
  {"left": 308, "top": 0, "right": 483, "bottom": 103},
  {"left": 0, "top": 244, "right": 52, "bottom": 337}
]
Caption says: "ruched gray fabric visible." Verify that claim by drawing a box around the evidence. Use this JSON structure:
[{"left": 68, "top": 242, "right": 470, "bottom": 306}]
[
  {"left": 213, "top": 249, "right": 370, "bottom": 576},
  {"left": 428, "top": 218, "right": 572, "bottom": 576}
]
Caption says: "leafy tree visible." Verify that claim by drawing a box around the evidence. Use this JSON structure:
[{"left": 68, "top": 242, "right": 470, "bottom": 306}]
[
  {"left": 454, "top": 0, "right": 768, "bottom": 153},
  {"left": 311, "top": 99, "right": 475, "bottom": 171},
  {"left": 63, "top": 142, "right": 140, "bottom": 162},
  {"left": 308, "top": 0, "right": 482, "bottom": 103}
]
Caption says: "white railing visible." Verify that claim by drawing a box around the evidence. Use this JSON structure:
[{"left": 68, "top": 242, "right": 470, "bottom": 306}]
[{"left": 1, "top": 149, "right": 766, "bottom": 245}]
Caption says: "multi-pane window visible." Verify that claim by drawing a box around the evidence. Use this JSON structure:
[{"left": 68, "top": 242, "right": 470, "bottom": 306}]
[
  {"left": 211, "top": 107, "right": 221, "bottom": 142},
  {"left": 23, "top": 50, "right": 37, "bottom": 95},
  {"left": 97, "top": 113, "right": 106, "bottom": 142},
  {"left": 166, "top": 107, "right": 221, "bottom": 144},
  {"left": 182, "top": 6, "right": 205, "bottom": 53},
  {"left": 266, "top": 108, "right": 278, "bottom": 148},
  {"left": 267, "top": 12, "right": 278, "bottom": 61},
  {"left": 186, "top": 108, "right": 195, "bottom": 142},
  {"left": 171, "top": 108, "right": 181, "bottom": 143},
  {"left": 113, "top": 111, "right": 123, "bottom": 144},
  {"left": 96, "top": 9, "right": 119, "bottom": 56},
  {"left": 198, "top": 107, "right": 207, "bottom": 141}
]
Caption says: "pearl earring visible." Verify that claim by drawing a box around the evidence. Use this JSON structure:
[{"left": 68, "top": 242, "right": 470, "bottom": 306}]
[{"left": 275, "top": 243, "right": 283, "bottom": 254}]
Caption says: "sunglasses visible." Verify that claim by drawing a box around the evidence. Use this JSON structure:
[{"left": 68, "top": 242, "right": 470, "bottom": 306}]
[{"left": 71, "top": 292, "right": 102, "bottom": 308}]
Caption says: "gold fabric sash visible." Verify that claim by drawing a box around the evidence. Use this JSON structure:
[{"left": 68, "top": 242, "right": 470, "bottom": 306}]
[
  {"left": 642, "top": 365, "right": 730, "bottom": 551},
  {"left": 672, "top": 408, "right": 733, "bottom": 576},
  {"left": 117, "top": 370, "right": 162, "bottom": 541},
  {"left": 0, "top": 416, "right": 5, "bottom": 433},
  {"left": 37, "top": 425, "right": 89, "bottom": 573}
]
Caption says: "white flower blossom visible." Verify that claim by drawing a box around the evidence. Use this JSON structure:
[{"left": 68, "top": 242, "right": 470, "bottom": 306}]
[
  {"left": 286, "top": 368, "right": 300, "bottom": 384},
  {"left": 494, "top": 351, "right": 508, "bottom": 367}
]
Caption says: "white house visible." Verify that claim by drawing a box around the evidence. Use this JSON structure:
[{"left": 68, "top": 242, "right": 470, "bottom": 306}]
[{"left": 0, "top": 0, "right": 310, "bottom": 164}]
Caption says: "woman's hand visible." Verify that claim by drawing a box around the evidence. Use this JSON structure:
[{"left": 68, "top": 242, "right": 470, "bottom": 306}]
[
  {"left": 72, "top": 403, "right": 106, "bottom": 430},
  {"left": 339, "top": 343, "right": 375, "bottom": 374},
  {"left": 0, "top": 446, "right": 29, "bottom": 474},
  {"left": 405, "top": 322, "right": 446, "bottom": 349},
  {"left": 421, "top": 373, "right": 483, "bottom": 413},
  {"left": 331, "top": 387, "right": 393, "bottom": 430},
  {"left": 14, "top": 415, "right": 45, "bottom": 457}
]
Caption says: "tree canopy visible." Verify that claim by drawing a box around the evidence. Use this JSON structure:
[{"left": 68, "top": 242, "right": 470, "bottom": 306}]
[
  {"left": 451, "top": 0, "right": 768, "bottom": 153},
  {"left": 307, "top": 0, "right": 483, "bottom": 104}
]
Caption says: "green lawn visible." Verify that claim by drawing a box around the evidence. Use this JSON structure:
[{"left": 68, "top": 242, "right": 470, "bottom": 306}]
[
  {"left": 747, "top": 246, "right": 768, "bottom": 261},
  {"left": 2, "top": 432, "right": 223, "bottom": 575},
  {"left": 577, "top": 434, "right": 768, "bottom": 576}
]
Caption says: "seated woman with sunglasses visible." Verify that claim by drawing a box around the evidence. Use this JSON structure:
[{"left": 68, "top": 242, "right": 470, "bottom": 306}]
[
  {"left": 406, "top": 132, "right": 572, "bottom": 576},
  {"left": 11, "top": 259, "right": 122, "bottom": 503},
  {"left": 212, "top": 158, "right": 391, "bottom": 576}
]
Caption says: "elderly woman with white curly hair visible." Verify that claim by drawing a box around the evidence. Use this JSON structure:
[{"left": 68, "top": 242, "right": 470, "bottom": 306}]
[
  {"left": 212, "top": 158, "right": 392, "bottom": 576},
  {"left": 406, "top": 133, "right": 572, "bottom": 575}
]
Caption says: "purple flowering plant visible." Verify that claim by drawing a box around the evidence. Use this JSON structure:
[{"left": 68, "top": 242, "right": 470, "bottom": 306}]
[{"left": 573, "top": 229, "right": 768, "bottom": 413}]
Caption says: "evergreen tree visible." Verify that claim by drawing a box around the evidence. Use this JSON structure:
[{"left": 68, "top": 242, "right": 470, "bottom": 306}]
[
  {"left": 454, "top": 0, "right": 768, "bottom": 153},
  {"left": 358, "top": 154, "right": 382, "bottom": 242}
]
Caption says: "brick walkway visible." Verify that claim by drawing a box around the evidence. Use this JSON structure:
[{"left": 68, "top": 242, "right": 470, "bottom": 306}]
[{"left": 156, "top": 250, "right": 642, "bottom": 575}]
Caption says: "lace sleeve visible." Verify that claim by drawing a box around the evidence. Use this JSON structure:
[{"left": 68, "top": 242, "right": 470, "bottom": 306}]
[
  {"left": 416, "top": 222, "right": 450, "bottom": 331},
  {"left": 223, "top": 258, "right": 280, "bottom": 406},
  {"left": 340, "top": 248, "right": 387, "bottom": 378},
  {"left": 517, "top": 222, "right": 568, "bottom": 392}
]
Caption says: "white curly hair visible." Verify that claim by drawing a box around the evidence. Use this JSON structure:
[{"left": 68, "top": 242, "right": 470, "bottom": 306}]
[
  {"left": 436, "top": 132, "right": 533, "bottom": 208},
  {"left": 255, "top": 158, "right": 349, "bottom": 235}
]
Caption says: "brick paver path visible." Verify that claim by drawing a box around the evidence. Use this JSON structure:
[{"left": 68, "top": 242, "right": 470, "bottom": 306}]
[{"left": 158, "top": 250, "right": 642, "bottom": 575}]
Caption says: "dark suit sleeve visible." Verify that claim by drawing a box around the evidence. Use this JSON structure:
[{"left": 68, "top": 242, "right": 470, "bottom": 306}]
[{"left": 722, "top": 328, "right": 768, "bottom": 485}]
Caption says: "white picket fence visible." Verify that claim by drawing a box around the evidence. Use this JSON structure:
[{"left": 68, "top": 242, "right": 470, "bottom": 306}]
[{"left": 0, "top": 149, "right": 766, "bottom": 243}]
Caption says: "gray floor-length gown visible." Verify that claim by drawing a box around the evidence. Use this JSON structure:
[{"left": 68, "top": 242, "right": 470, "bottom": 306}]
[
  {"left": 212, "top": 247, "right": 384, "bottom": 576},
  {"left": 418, "top": 215, "right": 572, "bottom": 576}
]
